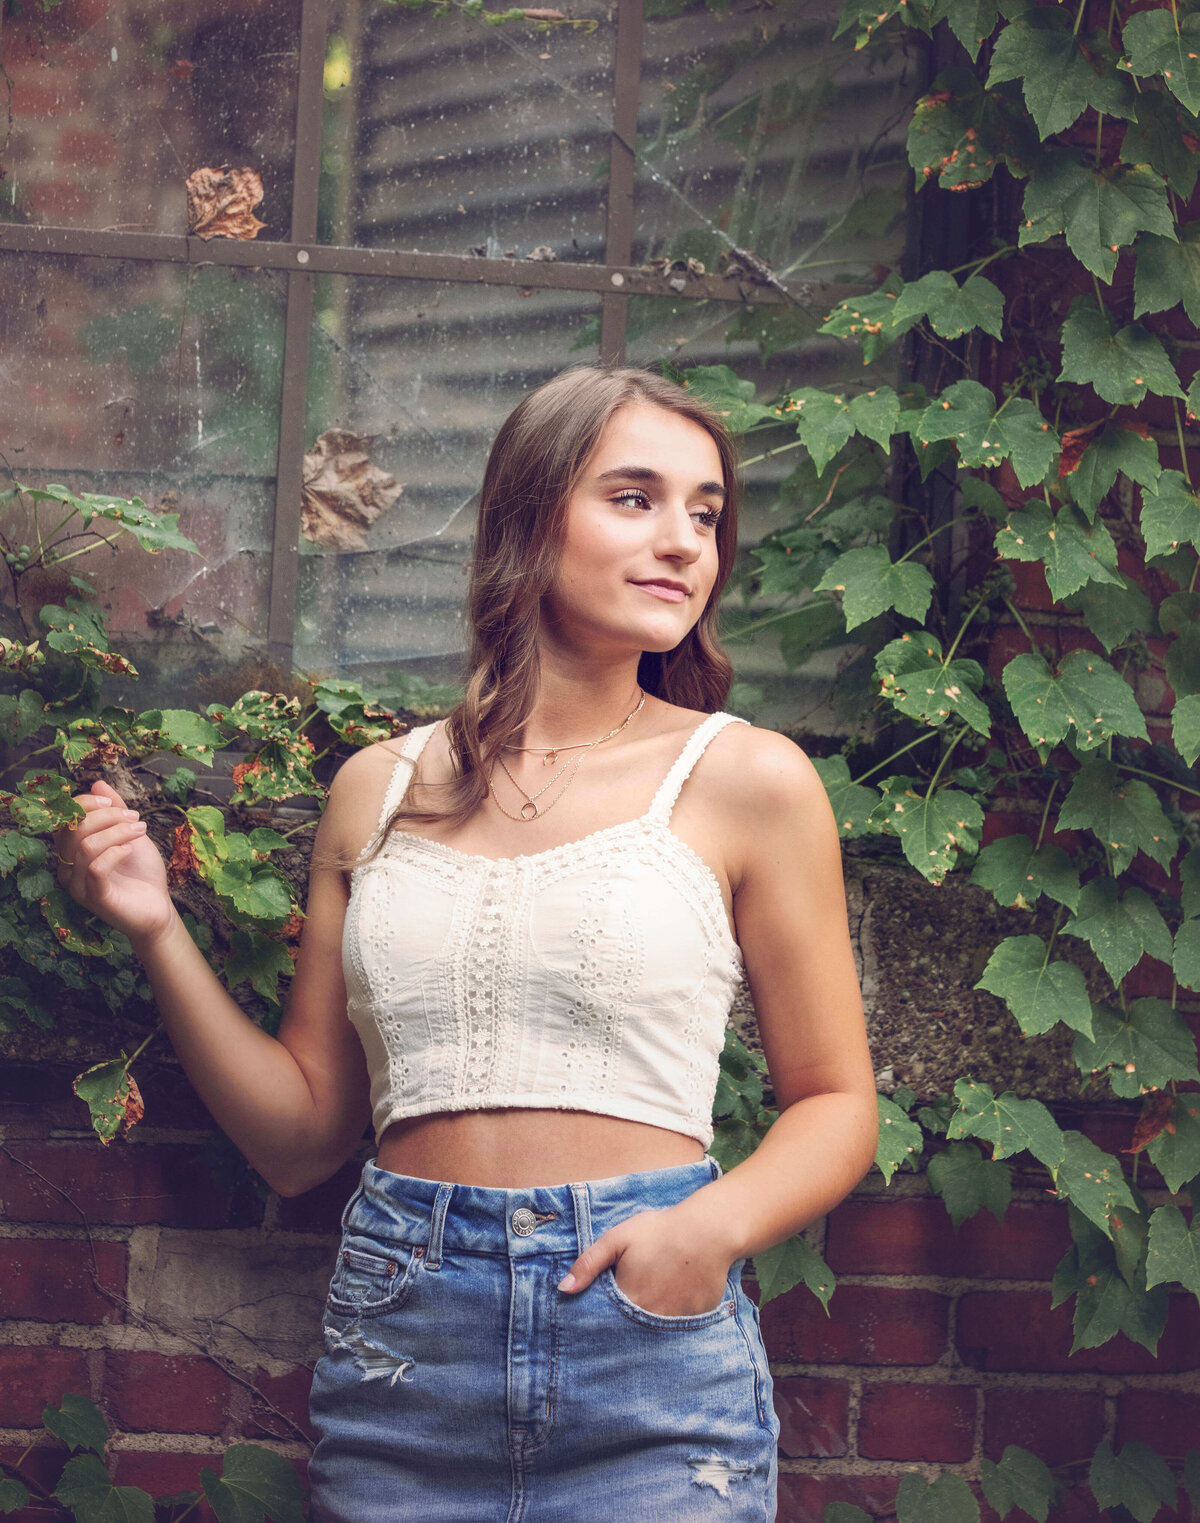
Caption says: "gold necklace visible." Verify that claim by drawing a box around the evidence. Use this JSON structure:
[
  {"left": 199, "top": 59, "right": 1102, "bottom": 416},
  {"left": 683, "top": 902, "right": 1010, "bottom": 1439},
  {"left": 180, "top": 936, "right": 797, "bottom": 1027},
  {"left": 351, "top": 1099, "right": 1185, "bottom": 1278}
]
[
  {"left": 499, "top": 690, "right": 647, "bottom": 767},
  {"left": 488, "top": 689, "right": 646, "bottom": 822}
]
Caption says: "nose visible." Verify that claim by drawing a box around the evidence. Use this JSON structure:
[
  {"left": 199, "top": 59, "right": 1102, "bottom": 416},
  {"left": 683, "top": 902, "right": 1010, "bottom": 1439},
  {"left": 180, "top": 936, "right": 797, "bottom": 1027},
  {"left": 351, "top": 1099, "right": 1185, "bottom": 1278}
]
[{"left": 653, "top": 501, "right": 703, "bottom": 563}]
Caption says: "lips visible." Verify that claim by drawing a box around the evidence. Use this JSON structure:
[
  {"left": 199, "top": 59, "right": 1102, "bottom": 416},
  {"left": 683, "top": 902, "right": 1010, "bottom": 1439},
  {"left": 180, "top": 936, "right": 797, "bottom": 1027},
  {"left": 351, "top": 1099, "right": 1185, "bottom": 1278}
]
[{"left": 632, "top": 580, "right": 689, "bottom": 603}]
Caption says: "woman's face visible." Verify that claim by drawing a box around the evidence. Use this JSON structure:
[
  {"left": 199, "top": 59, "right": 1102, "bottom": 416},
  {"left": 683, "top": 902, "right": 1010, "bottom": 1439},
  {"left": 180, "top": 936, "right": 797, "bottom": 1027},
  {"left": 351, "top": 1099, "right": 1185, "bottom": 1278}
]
[{"left": 542, "top": 401, "right": 726, "bottom": 661}]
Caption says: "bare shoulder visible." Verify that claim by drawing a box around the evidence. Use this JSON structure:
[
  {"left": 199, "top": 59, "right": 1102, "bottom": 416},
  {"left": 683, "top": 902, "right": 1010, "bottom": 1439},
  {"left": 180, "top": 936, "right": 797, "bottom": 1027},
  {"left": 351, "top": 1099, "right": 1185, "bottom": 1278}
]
[
  {"left": 319, "top": 735, "right": 414, "bottom": 868},
  {"left": 704, "top": 720, "right": 830, "bottom": 827}
]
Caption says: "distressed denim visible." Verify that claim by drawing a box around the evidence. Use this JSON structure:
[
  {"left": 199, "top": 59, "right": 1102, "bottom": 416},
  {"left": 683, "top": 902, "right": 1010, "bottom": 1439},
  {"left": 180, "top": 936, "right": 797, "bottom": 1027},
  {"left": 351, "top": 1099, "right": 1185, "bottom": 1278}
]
[{"left": 308, "top": 1156, "right": 779, "bottom": 1521}]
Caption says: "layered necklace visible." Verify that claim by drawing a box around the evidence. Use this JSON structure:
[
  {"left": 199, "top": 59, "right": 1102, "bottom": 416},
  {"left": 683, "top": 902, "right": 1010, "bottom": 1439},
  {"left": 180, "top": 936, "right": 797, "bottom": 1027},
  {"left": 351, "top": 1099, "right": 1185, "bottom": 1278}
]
[{"left": 488, "top": 689, "right": 646, "bottom": 822}]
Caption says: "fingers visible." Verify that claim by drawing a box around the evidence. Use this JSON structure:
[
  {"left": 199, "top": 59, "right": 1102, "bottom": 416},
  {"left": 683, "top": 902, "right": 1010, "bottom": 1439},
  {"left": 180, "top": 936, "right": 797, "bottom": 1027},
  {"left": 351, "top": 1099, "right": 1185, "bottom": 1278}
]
[
  {"left": 56, "top": 792, "right": 145, "bottom": 881},
  {"left": 557, "top": 1229, "right": 624, "bottom": 1294}
]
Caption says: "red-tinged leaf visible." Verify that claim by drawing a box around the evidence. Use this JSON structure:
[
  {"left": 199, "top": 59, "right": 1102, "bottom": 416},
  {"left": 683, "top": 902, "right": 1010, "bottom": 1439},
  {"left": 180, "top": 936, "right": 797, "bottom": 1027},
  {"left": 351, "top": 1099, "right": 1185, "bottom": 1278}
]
[
  {"left": 1127, "top": 1091, "right": 1176, "bottom": 1153},
  {"left": 1059, "top": 421, "right": 1104, "bottom": 477}
]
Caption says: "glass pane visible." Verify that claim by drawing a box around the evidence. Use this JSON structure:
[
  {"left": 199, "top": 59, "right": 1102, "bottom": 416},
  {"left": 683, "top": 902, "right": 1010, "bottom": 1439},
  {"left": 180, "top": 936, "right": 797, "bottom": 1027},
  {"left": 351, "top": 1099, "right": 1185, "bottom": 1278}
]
[
  {"left": 633, "top": 0, "right": 912, "bottom": 285},
  {"left": 2, "top": 0, "right": 301, "bottom": 236},
  {"left": 296, "top": 275, "right": 600, "bottom": 682},
  {"left": 0, "top": 251, "right": 287, "bottom": 708},
  {"left": 319, "top": 0, "right": 612, "bottom": 259}
]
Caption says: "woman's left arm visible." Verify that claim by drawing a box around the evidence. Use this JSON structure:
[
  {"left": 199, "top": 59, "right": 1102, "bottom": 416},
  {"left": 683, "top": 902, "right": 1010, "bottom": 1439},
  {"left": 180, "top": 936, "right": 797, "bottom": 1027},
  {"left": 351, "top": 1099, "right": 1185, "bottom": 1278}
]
[
  {"left": 557, "top": 729, "right": 878, "bottom": 1308},
  {"left": 680, "top": 726, "right": 879, "bottom": 1257}
]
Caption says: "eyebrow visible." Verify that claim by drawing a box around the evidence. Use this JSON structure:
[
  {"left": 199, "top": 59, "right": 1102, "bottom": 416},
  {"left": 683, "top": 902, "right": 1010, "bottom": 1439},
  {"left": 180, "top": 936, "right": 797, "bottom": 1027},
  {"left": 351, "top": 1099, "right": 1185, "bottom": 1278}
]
[{"left": 595, "top": 464, "right": 726, "bottom": 504}]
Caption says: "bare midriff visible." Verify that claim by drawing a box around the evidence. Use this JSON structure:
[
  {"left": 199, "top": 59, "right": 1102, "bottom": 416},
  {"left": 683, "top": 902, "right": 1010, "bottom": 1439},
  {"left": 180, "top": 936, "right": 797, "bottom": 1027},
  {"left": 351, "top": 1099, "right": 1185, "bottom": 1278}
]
[{"left": 375, "top": 1108, "right": 705, "bottom": 1188}]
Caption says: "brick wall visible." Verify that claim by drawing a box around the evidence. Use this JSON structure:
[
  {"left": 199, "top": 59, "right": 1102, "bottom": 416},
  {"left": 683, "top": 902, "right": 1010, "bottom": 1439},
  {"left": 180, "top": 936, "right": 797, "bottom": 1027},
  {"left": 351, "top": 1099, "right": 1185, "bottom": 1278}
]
[{"left": 3, "top": 1056, "right": 1197, "bottom": 1521}]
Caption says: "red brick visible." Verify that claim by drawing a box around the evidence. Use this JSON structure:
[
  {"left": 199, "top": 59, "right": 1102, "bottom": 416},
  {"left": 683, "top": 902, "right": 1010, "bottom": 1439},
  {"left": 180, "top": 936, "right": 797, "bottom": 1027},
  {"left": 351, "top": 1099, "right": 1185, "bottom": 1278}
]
[
  {"left": 1116, "top": 1389, "right": 1200, "bottom": 1459},
  {"left": 0, "top": 1239, "right": 126, "bottom": 1323},
  {"left": 0, "top": 1347, "right": 91, "bottom": 1425},
  {"left": 825, "top": 1197, "right": 1070, "bottom": 1279},
  {"left": 1006, "top": 557, "right": 1055, "bottom": 613},
  {"left": 274, "top": 1160, "right": 363, "bottom": 1234},
  {"left": 984, "top": 1386, "right": 1105, "bottom": 1466},
  {"left": 760, "top": 1285, "right": 949, "bottom": 1365},
  {"left": 772, "top": 1375, "right": 849, "bottom": 1459},
  {"left": 858, "top": 1380, "right": 976, "bottom": 1462},
  {"left": 103, "top": 1352, "right": 230, "bottom": 1435},
  {"left": 777, "top": 1471, "right": 901, "bottom": 1523},
  {"left": 248, "top": 1365, "right": 317, "bottom": 1444},
  {"left": 28, "top": 182, "right": 97, "bottom": 221},
  {"left": 0, "top": 1064, "right": 91, "bottom": 1133},
  {"left": 957, "top": 1289, "right": 1200, "bottom": 1372},
  {"left": 0, "top": 1142, "right": 261, "bottom": 1228},
  {"left": 55, "top": 129, "right": 118, "bottom": 168}
]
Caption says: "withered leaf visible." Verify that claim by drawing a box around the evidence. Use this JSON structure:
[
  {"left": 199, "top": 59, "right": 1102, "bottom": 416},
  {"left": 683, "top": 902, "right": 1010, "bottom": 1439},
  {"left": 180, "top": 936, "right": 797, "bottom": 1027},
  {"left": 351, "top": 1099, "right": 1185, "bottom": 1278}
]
[
  {"left": 301, "top": 430, "right": 403, "bottom": 550},
  {"left": 73, "top": 1060, "right": 145, "bottom": 1145},
  {"left": 186, "top": 165, "right": 266, "bottom": 241}
]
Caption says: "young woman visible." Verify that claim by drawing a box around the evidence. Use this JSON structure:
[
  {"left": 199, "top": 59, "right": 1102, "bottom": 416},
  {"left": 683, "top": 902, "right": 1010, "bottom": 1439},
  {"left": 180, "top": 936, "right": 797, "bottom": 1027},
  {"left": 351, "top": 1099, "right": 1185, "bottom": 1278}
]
[{"left": 54, "top": 364, "right": 876, "bottom": 1521}]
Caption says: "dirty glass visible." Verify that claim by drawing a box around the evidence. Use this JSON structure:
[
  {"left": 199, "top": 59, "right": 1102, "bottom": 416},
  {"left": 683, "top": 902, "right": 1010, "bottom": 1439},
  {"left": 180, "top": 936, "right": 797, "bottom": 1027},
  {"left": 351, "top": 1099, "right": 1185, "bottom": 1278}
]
[
  {"left": 294, "top": 275, "right": 599, "bottom": 684},
  {"left": 0, "top": 251, "right": 286, "bottom": 709},
  {"left": 633, "top": 0, "right": 911, "bottom": 289},
  {"left": 1, "top": 0, "right": 301, "bottom": 238},
  {"left": 319, "top": 0, "right": 612, "bottom": 259}
]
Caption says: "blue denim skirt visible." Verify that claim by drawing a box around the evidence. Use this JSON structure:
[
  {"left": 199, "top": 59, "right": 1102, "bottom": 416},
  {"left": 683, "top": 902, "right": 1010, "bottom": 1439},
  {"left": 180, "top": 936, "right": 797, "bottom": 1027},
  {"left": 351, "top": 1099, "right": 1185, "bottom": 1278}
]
[{"left": 308, "top": 1155, "right": 779, "bottom": 1521}]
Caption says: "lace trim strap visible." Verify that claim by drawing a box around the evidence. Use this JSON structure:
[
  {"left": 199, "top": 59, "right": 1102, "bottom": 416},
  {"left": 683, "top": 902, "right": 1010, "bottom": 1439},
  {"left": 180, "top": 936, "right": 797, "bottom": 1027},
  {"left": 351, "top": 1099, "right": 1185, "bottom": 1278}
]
[
  {"left": 646, "top": 711, "right": 747, "bottom": 823},
  {"left": 375, "top": 721, "right": 439, "bottom": 835}
]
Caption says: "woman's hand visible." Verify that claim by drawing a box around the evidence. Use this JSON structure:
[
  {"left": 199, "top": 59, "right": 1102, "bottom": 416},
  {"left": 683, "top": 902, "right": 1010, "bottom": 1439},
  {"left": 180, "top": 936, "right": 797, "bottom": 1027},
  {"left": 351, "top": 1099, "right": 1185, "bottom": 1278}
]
[
  {"left": 556, "top": 1204, "right": 735, "bottom": 1317},
  {"left": 53, "top": 778, "right": 177, "bottom": 948}
]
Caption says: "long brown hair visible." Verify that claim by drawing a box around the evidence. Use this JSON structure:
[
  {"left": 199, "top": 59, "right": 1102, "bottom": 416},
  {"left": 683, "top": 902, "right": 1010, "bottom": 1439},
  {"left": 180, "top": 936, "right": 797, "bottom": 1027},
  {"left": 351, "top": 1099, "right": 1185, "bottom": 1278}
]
[{"left": 344, "top": 363, "right": 740, "bottom": 871}]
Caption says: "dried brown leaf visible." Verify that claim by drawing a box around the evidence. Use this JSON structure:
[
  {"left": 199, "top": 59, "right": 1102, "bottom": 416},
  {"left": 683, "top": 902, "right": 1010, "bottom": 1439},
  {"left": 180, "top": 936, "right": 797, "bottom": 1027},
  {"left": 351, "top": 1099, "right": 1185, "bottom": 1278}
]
[
  {"left": 301, "top": 430, "right": 403, "bottom": 550},
  {"left": 186, "top": 165, "right": 266, "bottom": 241}
]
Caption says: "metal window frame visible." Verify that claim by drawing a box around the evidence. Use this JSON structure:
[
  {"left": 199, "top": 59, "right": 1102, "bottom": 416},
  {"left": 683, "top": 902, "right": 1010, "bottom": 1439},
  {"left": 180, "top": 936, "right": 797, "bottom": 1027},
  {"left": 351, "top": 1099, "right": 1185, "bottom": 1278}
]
[{"left": 0, "top": 0, "right": 821, "bottom": 672}]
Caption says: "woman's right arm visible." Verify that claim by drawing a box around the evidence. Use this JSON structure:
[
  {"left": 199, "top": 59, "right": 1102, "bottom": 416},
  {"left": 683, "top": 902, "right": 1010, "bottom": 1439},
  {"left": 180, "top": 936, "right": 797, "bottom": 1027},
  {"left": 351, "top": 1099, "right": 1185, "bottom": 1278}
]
[{"left": 54, "top": 755, "right": 379, "bottom": 1197}]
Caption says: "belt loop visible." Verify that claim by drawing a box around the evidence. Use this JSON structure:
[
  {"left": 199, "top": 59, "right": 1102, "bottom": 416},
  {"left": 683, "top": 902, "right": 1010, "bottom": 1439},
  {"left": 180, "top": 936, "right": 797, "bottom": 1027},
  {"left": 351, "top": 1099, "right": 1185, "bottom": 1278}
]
[
  {"left": 570, "top": 1182, "right": 594, "bottom": 1254},
  {"left": 424, "top": 1183, "right": 454, "bottom": 1271},
  {"left": 339, "top": 1166, "right": 369, "bottom": 1232},
  {"left": 708, "top": 1155, "right": 723, "bottom": 1181}
]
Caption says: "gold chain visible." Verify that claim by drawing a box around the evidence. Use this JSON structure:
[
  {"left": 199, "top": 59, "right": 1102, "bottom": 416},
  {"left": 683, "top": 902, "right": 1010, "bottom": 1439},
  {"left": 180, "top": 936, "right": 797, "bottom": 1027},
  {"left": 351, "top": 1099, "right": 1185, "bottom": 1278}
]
[
  {"left": 500, "top": 690, "right": 647, "bottom": 767},
  {"left": 488, "top": 689, "right": 646, "bottom": 822}
]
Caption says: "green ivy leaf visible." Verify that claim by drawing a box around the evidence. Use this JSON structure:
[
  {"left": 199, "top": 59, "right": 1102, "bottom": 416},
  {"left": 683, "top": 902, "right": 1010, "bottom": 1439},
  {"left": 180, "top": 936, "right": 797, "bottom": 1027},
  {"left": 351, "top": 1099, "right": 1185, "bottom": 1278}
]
[
  {"left": 1169, "top": 913, "right": 1200, "bottom": 986},
  {"left": 995, "top": 499, "right": 1122, "bottom": 601},
  {"left": 968, "top": 833, "right": 1081, "bottom": 912},
  {"left": 1140, "top": 468, "right": 1200, "bottom": 558},
  {"left": 0, "top": 1478, "right": 30, "bottom": 1515},
  {"left": 200, "top": 1444, "right": 306, "bottom": 1523},
  {"left": 223, "top": 929, "right": 296, "bottom": 1008},
  {"left": 915, "top": 382, "right": 1058, "bottom": 486},
  {"left": 1063, "top": 423, "right": 1162, "bottom": 520},
  {"left": 980, "top": 1445, "right": 1058, "bottom": 1523},
  {"left": 1059, "top": 297, "right": 1183, "bottom": 406},
  {"left": 874, "top": 631, "right": 991, "bottom": 736},
  {"left": 1134, "top": 222, "right": 1200, "bottom": 324},
  {"left": 876, "top": 1092, "right": 925, "bottom": 1181},
  {"left": 812, "top": 754, "right": 882, "bottom": 839},
  {"left": 1090, "top": 1437, "right": 1180, "bottom": 1522},
  {"left": 891, "top": 269, "right": 1005, "bottom": 339},
  {"left": 53, "top": 1453, "right": 154, "bottom": 1523},
  {"left": 752, "top": 1232, "right": 836, "bottom": 1311},
  {"left": 1120, "top": 8, "right": 1200, "bottom": 115},
  {"left": 1072, "top": 997, "right": 1199, "bottom": 1097},
  {"left": 1119, "top": 89, "right": 1200, "bottom": 198},
  {"left": 1053, "top": 1130, "right": 1139, "bottom": 1234},
  {"left": 1056, "top": 754, "right": 1179, "bottom": 874},
  {"left": 867, "top": 775, "right": 985, "bottom": 885},
  {"left": 814, "top": 544, "right": 935, "bottom": 631},
  {"left": 1020, "top": 152, "right": 1175, "bottom": 281},
  {"left": 42, "top": 1391, "right": 108, "bottom": 1455},
  {"left": 1062, "top": 1237, "right": 1169, "bottom": 1351},
  {"left": 1064, "top": 881, "right": 1173, "bottom": 985},
  {"left": 940, "top": 0, "right": 999, "bottom": 59},
  {"left": 1174, "top": 692, "right": 1200, "bottom": 766},
  {"left": 820, "top": 273, "right": 919, "bottom": 363},
  {"left": 787, "top": 389, "right": 855, "bottom": 474},
  {"left": 1146, "top": 1203, "right": 1200, "bottom": 1297},
  {"left": 927, "top": 1139, "right": 1012, "bottom": 1227},
  {"left": 907, "top": 71, "right": 1035, "bottom": 188},
  {"left": 1160, "top": 589, "right": 1200, "bottom": 699},
  {"left": 72, "top": 1057, "right": 142, "bottom": 1144},
  {"left": 1146, "top": 1093, "right": 1200, "bottom": 1192},
  {"left": 676, "top": 364, "right": 775, "bottom": 432},
  {"left": 849, "top": 387, "right": 901, "bottom": 450},
  {"left": 988, "top": 12, "right": 1135, "bottom": 138},
  {"left": 946, "top": 1077, "right": 1067, "bottom": 1169},
  {"left": 975, "top": 934, "right": 1094, "bottom": 1037},
  {"left": 1001, "top": 649, "right": 1148, "bottom": 760},
  {"left": 896, "top": 1468, "right": 980, "bottom": 1523},
  {"left": 1060, "top": 573, "right": 1157, "bottom": 654}
]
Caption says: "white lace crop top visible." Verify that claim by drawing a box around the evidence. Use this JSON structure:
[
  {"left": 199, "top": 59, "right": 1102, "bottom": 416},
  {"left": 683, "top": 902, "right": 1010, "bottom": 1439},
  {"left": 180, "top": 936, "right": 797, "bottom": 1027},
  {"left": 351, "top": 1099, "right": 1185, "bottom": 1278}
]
[{"left": 341, "top": 711, "right": 747, "bottom": 1150}]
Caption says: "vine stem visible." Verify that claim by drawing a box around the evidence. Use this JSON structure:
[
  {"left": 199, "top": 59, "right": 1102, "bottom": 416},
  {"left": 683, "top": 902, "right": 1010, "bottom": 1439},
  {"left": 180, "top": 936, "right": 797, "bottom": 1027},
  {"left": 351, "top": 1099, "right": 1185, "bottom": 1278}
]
[
  {"left": 924, "top": 724, "right": 969, "bottom": 796},
  {"left": 851, "top": 727, "right": 942, "bottom": 786},
  {"left": 1173, "top": 398, "right": 1192, "bottom": 487},
  {"left": 123, "top": 1026, "right": 160, "bottom": 1069},
  {"left": 1034, "top": 778, "right": 1059, "bottom": 851},
  {"left": 1114, "top": 761, "right": 1200, "bottom": 801},
  {"left": 1001, "top": 595, "right": 1040, "bottom": 652},
  {"left": 1073, "top": 0, "right": 1088, "bottom": 35},
  {"left": 738, "top": 437, "right": 806, "bottom": 470},
  {"left": 947, "top": 243, "right": 1019, "bottom": 279},
  {"left": 941, "top": 592, "right": 988, "bottom": 665}
]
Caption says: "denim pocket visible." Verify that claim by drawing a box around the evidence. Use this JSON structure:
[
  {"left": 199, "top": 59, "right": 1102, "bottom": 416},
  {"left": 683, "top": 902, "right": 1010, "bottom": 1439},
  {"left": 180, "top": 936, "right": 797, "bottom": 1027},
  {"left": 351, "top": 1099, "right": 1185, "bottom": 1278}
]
[
  {"left": 326, "top": 1242, "right": 422, "bottom": 1317},
  {"left": 601, "top": 1264, "right": 735, "bottom": 1330}
]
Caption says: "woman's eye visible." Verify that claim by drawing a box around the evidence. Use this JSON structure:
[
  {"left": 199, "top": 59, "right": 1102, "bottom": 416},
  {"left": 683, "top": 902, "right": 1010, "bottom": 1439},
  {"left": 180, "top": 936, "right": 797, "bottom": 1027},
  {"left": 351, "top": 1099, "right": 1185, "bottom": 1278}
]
[
  {"left": 693, "top": 508, "right": 722, "bottom": 529},
  {"left": 613, "top": 490, "right": 650, "bottom": 509}
]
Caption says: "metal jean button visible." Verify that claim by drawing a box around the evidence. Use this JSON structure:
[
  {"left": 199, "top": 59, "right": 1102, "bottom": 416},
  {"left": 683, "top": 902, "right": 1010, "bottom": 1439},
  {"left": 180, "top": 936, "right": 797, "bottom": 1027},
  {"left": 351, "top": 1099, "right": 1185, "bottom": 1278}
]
[{"left": 511, "top": 1207, "right": 538, "bottom": 1236}]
